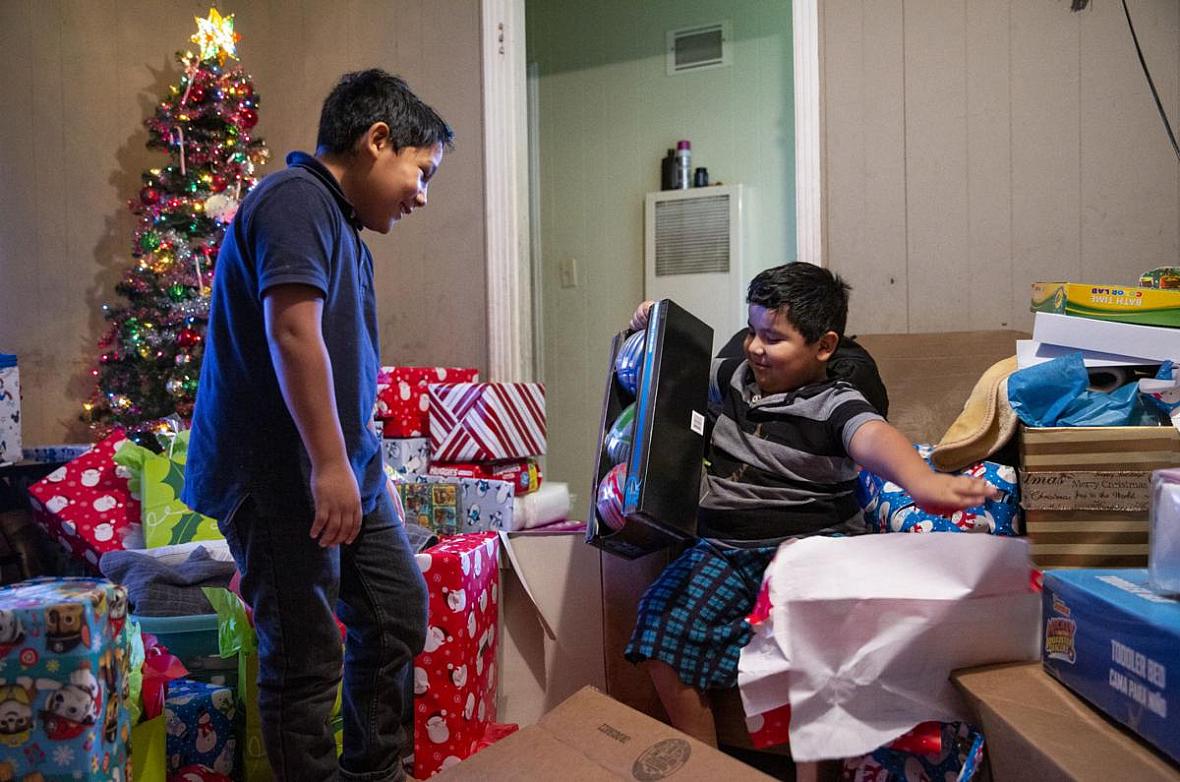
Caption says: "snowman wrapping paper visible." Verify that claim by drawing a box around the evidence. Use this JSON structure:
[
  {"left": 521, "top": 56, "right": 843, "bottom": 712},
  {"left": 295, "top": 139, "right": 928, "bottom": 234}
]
[
  {"left": 164, "top": 678, "right": 239, "bottom": 781},
  {"left": 411, "top": 533, "right": 510, "bottom": 778},
  {"left": 27, "top": 432, "right": 142, "bottom": 571},
  {"left": 0, "top": 578, "right": 133, "bottom": 781},
  {"left": 856, "top": 445, "right": 1020, "bottom": 535}
]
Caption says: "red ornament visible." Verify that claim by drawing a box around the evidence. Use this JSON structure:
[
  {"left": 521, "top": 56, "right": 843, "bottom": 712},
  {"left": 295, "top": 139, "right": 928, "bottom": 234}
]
[
  {"left": 177, "top": 328, "right": 202, "bottom": 349},
  {"left": 210, "top": 174, "right": 228, "bottom": 193},
  {"left": 187, "top": 83, "right": 207, "bottom": 104},
  {"left": 140, "top": 187, "right": 161, "bottom": 206},
  {"left": 237, "top": 108, "right": 258, "bottom": 129}
]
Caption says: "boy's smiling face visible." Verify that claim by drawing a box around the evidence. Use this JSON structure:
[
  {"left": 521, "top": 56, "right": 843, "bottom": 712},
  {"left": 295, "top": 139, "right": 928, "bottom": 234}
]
[
  {"left": 350, "top": 127, "right": 443, "bottom": 233},
  {"left": 744, "top": 303, "right": 836, "bottom": 395}
]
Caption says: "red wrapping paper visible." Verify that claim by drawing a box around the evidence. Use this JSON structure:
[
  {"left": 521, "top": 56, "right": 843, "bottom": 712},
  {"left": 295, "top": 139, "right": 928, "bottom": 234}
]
[
  {"left": 412, "top": 533, "right": 508, "bottom": 778},
  {"left": 376, "top": 367, "right": 479, "bottom": 438},
  {"left": 428, "top": 383, "right": 546, "bottom": 463},
  {"left": 27, "top": 431, "right": 142, "bottom": 570}
]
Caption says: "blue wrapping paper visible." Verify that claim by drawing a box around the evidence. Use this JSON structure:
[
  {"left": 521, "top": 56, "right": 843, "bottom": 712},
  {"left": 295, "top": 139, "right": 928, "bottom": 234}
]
[
  {"left": 0, "top": 577, "right": 132, "bottom": 780},
  {"left": 164, "top": 678, "right": 238, "bottom": 780},
  {"left": 856, "top": 445, "right": 1020, "bottom": 535},
  {"left": 840, "top": 722, "right": 985, "bottom": 782}
]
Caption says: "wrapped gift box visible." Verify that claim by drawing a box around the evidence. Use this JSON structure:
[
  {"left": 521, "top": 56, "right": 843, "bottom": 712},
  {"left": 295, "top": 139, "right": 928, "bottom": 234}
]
[
  {"left": 113, "top": 429, "right": 221, "bottom": 549},
  {"left": 22, "top": 444, "right": 94, "bottom": 463},
  {"left": 413, "top": 533, "right": 503, "bottom": 778},
  {"left": 0, "top": 353, "right": 20, "bottom": 464},
  {"left": 165, "top": 678, "right": 239, "bottom": 780},
  {"left": 857, "top": 444, "right": 1020, "bottom": 535},
  {"left": 27, "top": 432, "right": 142, "bottom": 571},
  {"left": 394, "top": 474, "right": 514, "bottom": 534},
  {"left": 0, "top": 577, "right": 132, "bottom": 779},
  {"left": 382, "top": 437, "right": 431, "bottom": 479},
  {"left": 376, "top": 367, "right": 480, "bottom": 439},
  {"left": 427, "top": 458, "right": 541, "bottom": 495},
  {"left": 428, "top": 383, "right": 546, "bottom": 463}
]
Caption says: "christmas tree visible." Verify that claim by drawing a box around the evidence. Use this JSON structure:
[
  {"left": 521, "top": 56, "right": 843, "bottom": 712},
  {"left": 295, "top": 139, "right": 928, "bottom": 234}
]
[{"left": 84, "top": 8, "right": 269, "bottom": 436}]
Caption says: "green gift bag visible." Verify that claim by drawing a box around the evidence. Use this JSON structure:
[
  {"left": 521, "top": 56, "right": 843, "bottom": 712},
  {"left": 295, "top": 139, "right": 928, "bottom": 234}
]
[
  {"left": 131, "top": 715, "right": 167, "bottom": 782},
  {"left": 114, "top": 429, "right": 222, "bottom": 547}
]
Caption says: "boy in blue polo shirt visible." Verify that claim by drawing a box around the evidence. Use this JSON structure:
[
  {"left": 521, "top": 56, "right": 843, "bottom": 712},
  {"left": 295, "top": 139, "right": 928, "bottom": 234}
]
[{"left": 184, "top": 70, "right": 452, "bottom": 781}]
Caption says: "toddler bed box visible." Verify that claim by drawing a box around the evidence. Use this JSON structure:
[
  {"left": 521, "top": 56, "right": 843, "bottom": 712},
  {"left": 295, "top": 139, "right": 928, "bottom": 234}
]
[
  {"left": 432, "top": 686, "right": 774, "bottom": 781},
  {"left": 1041, "top": 568, "right": 1180, "bottom": 767}
]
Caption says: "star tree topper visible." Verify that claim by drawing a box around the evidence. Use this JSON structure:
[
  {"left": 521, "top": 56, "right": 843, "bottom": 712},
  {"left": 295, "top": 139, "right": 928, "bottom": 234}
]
[{"left": 191, "top": 8, "right": 240, "bottom": 65}]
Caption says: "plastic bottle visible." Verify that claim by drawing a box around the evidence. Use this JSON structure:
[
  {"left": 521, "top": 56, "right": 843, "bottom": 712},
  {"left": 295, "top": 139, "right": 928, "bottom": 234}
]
[
  {"left": 674, "top": 140, "right": 692, "bottom": 189},
  {"left": 660, "top": 149, "right": 676, "bottom": 190}
]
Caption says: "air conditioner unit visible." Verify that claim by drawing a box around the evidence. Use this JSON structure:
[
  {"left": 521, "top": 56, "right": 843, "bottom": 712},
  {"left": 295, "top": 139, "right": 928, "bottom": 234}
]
[{"left": 644, "top": 185, "right": 744, "bottom": 354}]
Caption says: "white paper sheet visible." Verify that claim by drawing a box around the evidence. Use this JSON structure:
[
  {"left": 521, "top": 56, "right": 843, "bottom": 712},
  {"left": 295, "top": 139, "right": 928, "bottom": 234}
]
[{"left": 737, "top": 533, "right": 1040, "bottom": 762}]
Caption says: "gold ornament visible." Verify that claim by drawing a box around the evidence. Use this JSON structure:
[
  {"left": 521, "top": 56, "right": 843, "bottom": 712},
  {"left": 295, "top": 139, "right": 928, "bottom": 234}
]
[{"left": 191, "top": 8, "right": 240, "bottom": 65}]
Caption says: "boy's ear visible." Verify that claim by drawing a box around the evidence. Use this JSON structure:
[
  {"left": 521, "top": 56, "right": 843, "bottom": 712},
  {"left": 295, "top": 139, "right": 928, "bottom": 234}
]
[
  {"left": 359, "top": 121, "right": 392, "bottom": 159},
  {"left": 815, "top": 331, "right": 839, "bottom": 361}
]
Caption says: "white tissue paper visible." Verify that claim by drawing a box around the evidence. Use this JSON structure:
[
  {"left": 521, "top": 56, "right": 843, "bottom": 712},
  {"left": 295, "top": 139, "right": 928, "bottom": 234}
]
[
  {"left": 738, "top": 533, "right": 1040, "bottom": 762},
  {"left": 507, "top": 482, "right": 571, "bottom": 531},
  {"left": 1149, "top": 469, "right": 1180, "bottom": 595}
]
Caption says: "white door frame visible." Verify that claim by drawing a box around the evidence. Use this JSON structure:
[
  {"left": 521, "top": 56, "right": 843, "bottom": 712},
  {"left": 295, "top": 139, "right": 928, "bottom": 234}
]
[{"left": 479, "top": 0, "right": 824, "bottom": 374}]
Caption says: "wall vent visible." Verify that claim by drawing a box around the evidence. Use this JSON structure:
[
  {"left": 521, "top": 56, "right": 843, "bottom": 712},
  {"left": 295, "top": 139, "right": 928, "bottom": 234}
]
[
  {"left": 666, "top": 22, "right": 731, "bottom": 76},
  {"left": 645, "top": 186, "right": 744, "bottom": 353}
]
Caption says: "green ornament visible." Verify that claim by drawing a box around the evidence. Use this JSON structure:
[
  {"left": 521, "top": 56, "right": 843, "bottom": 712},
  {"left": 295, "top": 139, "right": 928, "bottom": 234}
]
[
  {"left": 186, "top": 179, "right": 199, "bottom": 194},
  {"left": 139, "top": 231, "right": 161, "bottom": 252},
  {"left": 168, "top": 283, "right": 186, "bottom": 301}
]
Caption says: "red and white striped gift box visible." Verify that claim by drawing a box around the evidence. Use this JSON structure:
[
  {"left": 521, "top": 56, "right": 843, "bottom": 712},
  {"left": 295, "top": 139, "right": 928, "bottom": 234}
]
[{"left": 428, "top": 383, "right": 546, "bottom": 462}]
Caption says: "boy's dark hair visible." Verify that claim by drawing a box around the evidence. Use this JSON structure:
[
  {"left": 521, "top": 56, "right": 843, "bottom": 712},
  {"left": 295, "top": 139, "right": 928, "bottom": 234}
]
[
  {"left": 316, "top": 69, "right": 455, "bottom": 155},
  {"left": 746, "top": 262, "right": 851, "bottom": 343}
]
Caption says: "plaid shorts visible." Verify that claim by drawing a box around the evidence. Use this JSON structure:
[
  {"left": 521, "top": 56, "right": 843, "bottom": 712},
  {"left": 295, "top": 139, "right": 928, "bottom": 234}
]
[{"left": 625, "top": 539, "right": 777, "bottom": 691}]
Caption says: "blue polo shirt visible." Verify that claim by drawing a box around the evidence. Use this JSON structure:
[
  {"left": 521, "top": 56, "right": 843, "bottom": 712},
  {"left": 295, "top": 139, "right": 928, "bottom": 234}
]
[{"left": 183, "top": 152, "right": 384, "bottom": 522}]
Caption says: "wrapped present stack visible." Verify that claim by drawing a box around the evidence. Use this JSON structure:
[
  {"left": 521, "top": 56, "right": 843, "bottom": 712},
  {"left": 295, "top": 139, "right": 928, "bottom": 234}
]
[
  {"left": 0, "top": 578, "right": 133, "bottom": 780},
  {"left": 1017, "top": 276, "right": 1180, "bottom": 569},
  {"left": 376, "top": 366, "right": 564, "bottom": 536}
]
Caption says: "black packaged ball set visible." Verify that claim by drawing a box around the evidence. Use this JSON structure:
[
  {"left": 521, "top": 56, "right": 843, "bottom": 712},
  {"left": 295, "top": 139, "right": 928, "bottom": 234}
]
[{"left": 586, "top": 299, "right": 713, "bottom": 559}]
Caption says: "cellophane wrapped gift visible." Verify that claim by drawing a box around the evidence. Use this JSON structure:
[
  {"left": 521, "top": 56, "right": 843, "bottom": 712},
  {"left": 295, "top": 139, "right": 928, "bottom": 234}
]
[{"left": 0, "top": 577, "right": 133, "bottom": 780}]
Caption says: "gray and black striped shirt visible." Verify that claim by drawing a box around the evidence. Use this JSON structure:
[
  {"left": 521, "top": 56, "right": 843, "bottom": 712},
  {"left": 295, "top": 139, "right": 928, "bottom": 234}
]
[{"left": 698, "top": 358, "right": 883, "bottom": 546}]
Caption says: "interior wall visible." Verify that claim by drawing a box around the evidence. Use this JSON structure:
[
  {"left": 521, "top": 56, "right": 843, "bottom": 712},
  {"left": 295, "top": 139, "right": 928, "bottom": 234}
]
[
  {"left": 0, "top": 0, "right": 486, "bottom": 446},
  {"left": 824, "top": 0, "right": 1180, "bottom": 336},
  {"left": 527, "top": 0, "right": 795, "bottom": 496}
]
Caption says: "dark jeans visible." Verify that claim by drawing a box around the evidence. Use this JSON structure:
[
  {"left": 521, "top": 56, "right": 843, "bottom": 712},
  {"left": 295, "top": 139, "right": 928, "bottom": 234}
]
[{"left": 220, "top": 490, "right": 428, "bottom": 782}]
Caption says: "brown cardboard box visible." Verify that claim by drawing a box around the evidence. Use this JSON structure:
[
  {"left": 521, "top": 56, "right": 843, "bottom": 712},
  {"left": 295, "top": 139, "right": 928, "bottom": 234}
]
[
  {"left": 952, "top": 663, "right": 1180, "bottom": 781},
  {"left": 1019, "top": 426, "right": 1180, "bottom": 568},
  {"left": 433, "top": 685, "right": 775, "bottom": 780}
]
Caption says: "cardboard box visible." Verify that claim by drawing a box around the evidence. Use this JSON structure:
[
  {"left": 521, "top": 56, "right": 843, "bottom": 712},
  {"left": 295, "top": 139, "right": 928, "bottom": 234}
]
[
  {"left": 953, "top": 663, "right": 1180, "bottom": 782},
  {"left": 1031, "top": 311, "right": 1180, "bottom": 364},
  {"left": 1031, "top": 281, "right": 1180, "bottom": 328},
  {"left": 1041, "top": 569, "right": 1180, "bottom": 766},
  {"left": 433, "top": 686, "right": 774, "bottom": 780},
  {"left": 496, "top": 529, "right": 605, "bottom": 726},
  {"left": 1020, "top": 426, "right": 1180, "bottom": 568}
]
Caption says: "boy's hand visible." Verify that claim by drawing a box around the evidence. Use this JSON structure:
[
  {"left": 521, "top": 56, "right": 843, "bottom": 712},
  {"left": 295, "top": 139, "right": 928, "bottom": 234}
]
[
  {"left": 630, "top": 300, "right": 656, "bottom": 331},
  {"left": 310, "top": 460, "right": 362, "bottom": 547},
  {"left": 909, "top": 473, "right": 999, "bottom": 517}
]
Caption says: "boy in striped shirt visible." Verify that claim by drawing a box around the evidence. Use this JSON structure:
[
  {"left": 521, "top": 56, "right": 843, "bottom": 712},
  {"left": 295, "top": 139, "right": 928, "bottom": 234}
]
[{"left": 624, "top": 262, "right": 997, "bottom": 747}]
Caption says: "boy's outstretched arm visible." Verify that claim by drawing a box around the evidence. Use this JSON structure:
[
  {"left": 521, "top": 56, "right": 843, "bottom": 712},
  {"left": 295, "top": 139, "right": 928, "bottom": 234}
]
[
  {"left": 264, "top": 283, "right": 362, "bottom": 547},
  {"left": 848, "top": 420, "right": 998, "bottom": 515}
]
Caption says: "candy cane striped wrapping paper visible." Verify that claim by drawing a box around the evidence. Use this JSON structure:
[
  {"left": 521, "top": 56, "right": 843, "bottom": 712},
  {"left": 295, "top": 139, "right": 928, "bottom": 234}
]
[{"left": 428, "top": 382, "right": 546, "bottom": 462}]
